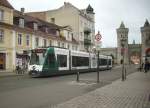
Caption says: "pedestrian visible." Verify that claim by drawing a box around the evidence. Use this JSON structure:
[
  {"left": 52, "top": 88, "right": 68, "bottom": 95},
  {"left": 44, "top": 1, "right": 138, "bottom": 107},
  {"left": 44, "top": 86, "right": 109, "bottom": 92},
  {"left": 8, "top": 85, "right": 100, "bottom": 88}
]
[
  {"left": 144, "top": 58, "right": 149, "bottom": 73},
  {"left": 140, "top": 62, "right": 144, "bottom": 72},
  {"left": 16, "top": 65, "right": 20, "bottom": 74}
]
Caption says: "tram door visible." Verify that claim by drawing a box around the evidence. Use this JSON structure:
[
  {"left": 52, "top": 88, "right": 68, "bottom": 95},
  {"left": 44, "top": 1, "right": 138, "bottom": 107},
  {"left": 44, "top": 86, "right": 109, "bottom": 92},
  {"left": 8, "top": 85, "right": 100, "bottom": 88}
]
[{"left": 0, "top": 53, "right": 5, "bottom": 69}]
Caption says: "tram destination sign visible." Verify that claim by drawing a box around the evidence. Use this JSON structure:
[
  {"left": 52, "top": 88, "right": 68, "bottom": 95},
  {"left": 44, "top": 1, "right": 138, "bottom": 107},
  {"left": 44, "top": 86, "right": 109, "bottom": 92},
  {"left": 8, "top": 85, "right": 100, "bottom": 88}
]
[{"left": 32, "top": 49, "right": 46, "bottom": 53}]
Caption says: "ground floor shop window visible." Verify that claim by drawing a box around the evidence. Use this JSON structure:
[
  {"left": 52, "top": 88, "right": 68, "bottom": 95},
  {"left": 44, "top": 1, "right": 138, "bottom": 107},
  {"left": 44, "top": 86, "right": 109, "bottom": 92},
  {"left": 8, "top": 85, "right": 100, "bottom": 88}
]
[{"left": 0, "top": 53, "right": 5, "bottom": 69}]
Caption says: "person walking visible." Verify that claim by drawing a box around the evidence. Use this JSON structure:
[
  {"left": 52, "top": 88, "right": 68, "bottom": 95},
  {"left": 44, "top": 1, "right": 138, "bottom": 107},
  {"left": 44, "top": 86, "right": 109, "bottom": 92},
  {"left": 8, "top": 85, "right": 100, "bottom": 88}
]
[{"left": 144, "top": 58, "right": 149, "bottom": 73}]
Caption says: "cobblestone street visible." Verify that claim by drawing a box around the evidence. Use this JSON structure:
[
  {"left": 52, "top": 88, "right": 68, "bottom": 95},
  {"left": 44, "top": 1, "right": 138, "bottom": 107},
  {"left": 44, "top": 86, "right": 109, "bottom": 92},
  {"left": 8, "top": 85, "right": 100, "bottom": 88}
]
[{"left": 52, "top": 72, "right": 150, "bottom": 108}]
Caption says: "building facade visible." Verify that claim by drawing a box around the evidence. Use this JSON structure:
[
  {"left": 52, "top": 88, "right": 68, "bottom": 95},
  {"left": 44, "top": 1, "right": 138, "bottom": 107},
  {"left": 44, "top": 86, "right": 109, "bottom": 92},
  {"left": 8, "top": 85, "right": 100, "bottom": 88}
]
[
  {"left": 0, "top": 0, "right": 78, "bottom": 71},
  {"left": 27, "top": 2, "right": 95, "bottom": 52},
  {"left": 0, "top": 0, "right": 14, "bottom": 70},
  {"left": 141, "top": 19, "right": 150, "bottom": 62}
]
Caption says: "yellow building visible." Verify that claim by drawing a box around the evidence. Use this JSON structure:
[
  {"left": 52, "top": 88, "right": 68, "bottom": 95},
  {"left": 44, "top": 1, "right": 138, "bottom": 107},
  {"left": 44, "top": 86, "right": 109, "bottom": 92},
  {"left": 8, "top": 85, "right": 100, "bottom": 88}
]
[
  {"left": 0, "top": 0, "right": 78, "bottom": 71},
  {"left": 0, "top": 0, "right": 14, "bottom": 70}
]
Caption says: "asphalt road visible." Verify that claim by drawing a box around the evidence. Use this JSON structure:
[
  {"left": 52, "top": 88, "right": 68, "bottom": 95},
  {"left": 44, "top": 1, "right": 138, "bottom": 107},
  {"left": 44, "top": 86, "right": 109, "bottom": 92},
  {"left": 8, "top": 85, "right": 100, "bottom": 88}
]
[{"left": 0, "top": 65, "right": 137, "bottom": 108}]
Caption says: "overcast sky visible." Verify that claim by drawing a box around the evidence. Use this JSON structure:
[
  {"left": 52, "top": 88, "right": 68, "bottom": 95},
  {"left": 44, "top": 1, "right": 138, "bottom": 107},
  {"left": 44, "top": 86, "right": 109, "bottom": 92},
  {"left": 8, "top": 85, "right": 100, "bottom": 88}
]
[{"left": 8, "top": 0, "right": 150, "bottom": 47}]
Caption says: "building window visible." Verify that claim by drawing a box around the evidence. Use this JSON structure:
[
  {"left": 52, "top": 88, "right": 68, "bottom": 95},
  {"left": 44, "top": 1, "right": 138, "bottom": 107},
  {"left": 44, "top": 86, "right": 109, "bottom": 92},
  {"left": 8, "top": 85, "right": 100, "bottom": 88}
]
[
  {"left": 26, "top": 35, "right": 30, "bottom": 46},
  {"left": 0, "top": 29, "right": 4, "bottom": 42},
  {"left": 49, "top": 40, "right": 52, "bottom": 46},
  {"left": 0, "top": 9, "right": 4, "bottom": 21},
  {"left": 67, "top": 32, "right": 70, "bottom": 39},
  {"left": 67, "top": 44, "right": 70, "bottom": 49},
  {"left": 45, "top": 27, "right": 48, "bottom": 33},
  {"left": 19, "top": 18, "right": 24, "bottom": 28},
  {"left": 51, "top": 18, "right": 55, "bottom": 23},
  {"left": 121, "top": 35, "right": 123, "bottom": 38},
  {"left": 18, "top": 34, "right": 22, "bottom": 45},
  {"left": 71, "top": 33, "right": 74, "bottom": 40},
  {"left": 35, "top": 37, "right": 39, "bottom": 47},
  {"left": 75, "top": 46, "right": 78, "bottom": 50},
  {"left": 80, "top": 32, "right": 83, "bottom": 39},
  {"left": 80, "top": 20, "right": 83, "bottom": 27},
  {"left": 58, "top": 42, "right": 60, "bottom": 47},
  {"left": 43, "top": 39, "right": 47, "bottom": 47},
  {"left": 72, "top": 45, "right": 74, "bottom": 50},
  {"left": 62, "top": 43, "right": 65, "bottom": 48}
]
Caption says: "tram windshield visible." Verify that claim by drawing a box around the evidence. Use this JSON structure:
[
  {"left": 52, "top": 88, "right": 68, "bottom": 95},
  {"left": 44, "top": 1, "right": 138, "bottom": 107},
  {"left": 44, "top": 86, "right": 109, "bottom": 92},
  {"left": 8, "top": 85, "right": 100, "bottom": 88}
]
[{"left": 30, "top": 49, "right": 46, "bottom": 65}]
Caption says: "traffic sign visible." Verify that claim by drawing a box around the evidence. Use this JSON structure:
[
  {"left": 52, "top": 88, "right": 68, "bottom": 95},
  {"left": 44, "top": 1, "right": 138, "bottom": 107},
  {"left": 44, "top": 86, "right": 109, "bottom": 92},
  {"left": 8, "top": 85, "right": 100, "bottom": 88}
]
[{"left": 95, "top": 31, "right": 102, "bottom": 42}]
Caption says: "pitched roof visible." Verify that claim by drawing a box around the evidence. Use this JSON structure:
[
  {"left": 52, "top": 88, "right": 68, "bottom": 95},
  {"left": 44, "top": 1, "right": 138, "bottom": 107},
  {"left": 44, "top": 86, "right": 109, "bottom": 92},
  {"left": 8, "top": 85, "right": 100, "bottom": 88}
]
[
  {"left": 120, "top": 21, "right": 125, "bottom": 28},
  {"left": 14, "top": 10, "right": 60, "bottom": 29},
  {"left": 86, "top": 4, "right": 94, "bottom": 14},
  {"left": 0, "top": 0, "right": 14, "bottom": 9}
]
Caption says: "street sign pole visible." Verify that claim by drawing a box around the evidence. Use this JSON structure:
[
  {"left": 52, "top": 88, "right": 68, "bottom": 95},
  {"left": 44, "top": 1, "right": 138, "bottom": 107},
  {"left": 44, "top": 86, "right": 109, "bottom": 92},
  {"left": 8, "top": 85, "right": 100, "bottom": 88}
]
[
  {"left": 95, "top": 31, "right": 102, "bottom": 83},
  {"left": 97, "top": 50, "right": 100, "bottom": 83}
]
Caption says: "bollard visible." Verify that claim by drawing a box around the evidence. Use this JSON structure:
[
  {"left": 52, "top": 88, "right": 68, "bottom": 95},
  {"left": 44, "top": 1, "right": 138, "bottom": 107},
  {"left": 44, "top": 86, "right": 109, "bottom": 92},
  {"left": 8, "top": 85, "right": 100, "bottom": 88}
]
[
  {"left": 122, "top": 68, "right": 124, "bottom": 81},
  {"left": 124, "top": 68, "right": 127, "bottom": 80},
  {"left": 76, "top": 72, "right": 79, "bottom": 82},
  {"left": 97, "top": 71, "right": 100, "bottom": 83}
]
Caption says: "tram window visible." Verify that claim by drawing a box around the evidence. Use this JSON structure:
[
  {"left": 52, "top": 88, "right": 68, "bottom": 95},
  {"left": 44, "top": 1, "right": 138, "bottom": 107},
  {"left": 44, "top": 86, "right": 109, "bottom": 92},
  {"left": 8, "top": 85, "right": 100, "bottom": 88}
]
[
  {"left": 72, "top": 56, "right": 89, "bottom": 67},
  {"left": 72, "top": 56, "right": 77, "bottom": 67},
  {"left": 30, "top": 53, "right": 39, "bottom": 65},
  {"left": 57, "top": 55, "right": 67, "bottom": 67},
  {"left": 48, "top": 54, "right": 55, "bottom": 64},
  {"left": 99, "top": 58, "right": 107, "bottom": 66},
  {"left": 108, "top": 59, "right": 111, "bottom": 65}
]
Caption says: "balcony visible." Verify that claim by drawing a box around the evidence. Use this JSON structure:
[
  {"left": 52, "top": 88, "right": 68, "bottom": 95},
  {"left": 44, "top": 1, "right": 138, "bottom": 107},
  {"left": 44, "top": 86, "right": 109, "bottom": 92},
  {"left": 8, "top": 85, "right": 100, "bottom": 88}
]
[
  {"left": 84, "top": 36, "right": 91, "bottom": 45},
  {"left": 84, "top": 27, "right": 91, "bottom": 34}
]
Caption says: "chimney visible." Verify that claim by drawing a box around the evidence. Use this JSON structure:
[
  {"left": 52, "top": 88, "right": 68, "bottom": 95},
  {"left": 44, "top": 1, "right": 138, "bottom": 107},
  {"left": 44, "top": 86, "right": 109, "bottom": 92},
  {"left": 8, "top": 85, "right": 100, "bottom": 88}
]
[{"left": 21, "top": 8, "right": 25, "bottom": 15}]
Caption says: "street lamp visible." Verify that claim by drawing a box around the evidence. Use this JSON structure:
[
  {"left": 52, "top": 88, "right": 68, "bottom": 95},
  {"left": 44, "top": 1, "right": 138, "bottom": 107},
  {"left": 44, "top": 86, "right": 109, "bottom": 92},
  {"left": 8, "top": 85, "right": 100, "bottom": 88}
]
[{"left": 121, "top": 38, "right": 126, "bottom": 81}]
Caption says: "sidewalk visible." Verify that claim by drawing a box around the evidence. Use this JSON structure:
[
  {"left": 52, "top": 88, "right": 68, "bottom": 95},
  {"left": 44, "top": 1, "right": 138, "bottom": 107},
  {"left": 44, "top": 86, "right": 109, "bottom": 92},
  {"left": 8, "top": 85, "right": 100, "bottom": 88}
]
[
  {"left": 52, "top": 72, "right": 150, "bottom": 108},
  {"left": 0, "top": 70, "right": 26, "bottom": 77}
]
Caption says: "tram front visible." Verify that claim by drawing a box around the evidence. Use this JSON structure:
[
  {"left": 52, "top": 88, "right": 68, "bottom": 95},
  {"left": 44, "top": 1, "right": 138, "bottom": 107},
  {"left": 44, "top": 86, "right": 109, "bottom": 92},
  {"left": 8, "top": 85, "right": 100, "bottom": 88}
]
[{"left": 28, "top": 48, "right": 46, "bottom": 77}]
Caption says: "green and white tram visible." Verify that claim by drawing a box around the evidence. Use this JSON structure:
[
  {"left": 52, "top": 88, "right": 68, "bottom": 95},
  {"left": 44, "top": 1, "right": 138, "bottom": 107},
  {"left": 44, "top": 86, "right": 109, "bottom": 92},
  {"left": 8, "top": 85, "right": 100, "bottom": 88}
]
[{"left": 28, "top": 47, "right": 112, "bottom": 77}]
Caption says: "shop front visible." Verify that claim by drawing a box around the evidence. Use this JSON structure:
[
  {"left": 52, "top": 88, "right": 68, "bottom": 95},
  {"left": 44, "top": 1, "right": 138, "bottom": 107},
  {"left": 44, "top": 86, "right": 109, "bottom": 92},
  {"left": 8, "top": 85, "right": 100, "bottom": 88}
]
[
  {"left": 16, "top": 51, "right": 30, "bottom": 69},
  {"left": 0, "top": 53, "right": 6, "bottom": 70}
]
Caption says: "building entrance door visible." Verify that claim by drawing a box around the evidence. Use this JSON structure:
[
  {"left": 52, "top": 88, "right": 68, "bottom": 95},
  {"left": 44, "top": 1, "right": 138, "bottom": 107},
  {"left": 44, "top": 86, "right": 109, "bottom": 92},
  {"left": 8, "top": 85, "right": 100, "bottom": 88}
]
[{"left": 0, "top": 53, "right": 6, "bottom": 70}]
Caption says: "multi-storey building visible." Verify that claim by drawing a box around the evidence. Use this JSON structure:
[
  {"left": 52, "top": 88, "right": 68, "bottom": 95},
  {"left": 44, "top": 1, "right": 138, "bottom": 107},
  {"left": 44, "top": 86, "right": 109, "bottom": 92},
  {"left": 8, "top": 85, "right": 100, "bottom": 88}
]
[
  {"left": 0, "top": 0, "right": 14, "bottom": 70},
  {"left": 27, "top": 2, "right": 95, "bottom": 52},
  {"left": 0, "top": 0, "right": 78, "bottom": 71}
]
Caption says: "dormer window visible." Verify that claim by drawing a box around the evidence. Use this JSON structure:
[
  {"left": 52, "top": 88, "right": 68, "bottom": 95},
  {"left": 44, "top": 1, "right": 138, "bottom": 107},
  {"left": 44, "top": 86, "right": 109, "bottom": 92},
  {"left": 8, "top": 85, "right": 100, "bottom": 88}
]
[
  {"left": 0, "top": 9, "right": 4, "bottom": 21},
  {"left": 51, "top": 18, "right": 55, "bottom": 23},
  {"left": 45, "top": 27, "right": 48, "bottom": 33},
  {"left": 33, "top": 23, "right": 38, "bottom": 30},
  {"left": 19, "top": 18, "right": 24, "bottom": 28}
]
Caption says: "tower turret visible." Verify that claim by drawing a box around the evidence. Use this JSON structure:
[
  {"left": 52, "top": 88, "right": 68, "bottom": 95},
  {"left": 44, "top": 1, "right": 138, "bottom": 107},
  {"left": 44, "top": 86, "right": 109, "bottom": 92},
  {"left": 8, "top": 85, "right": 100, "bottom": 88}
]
[
  {"left": 86, "top": 4, "right": 94, "bottom": 14},
  {"left": 116, "top": 21, "right": 129, "bottom": 64}
]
